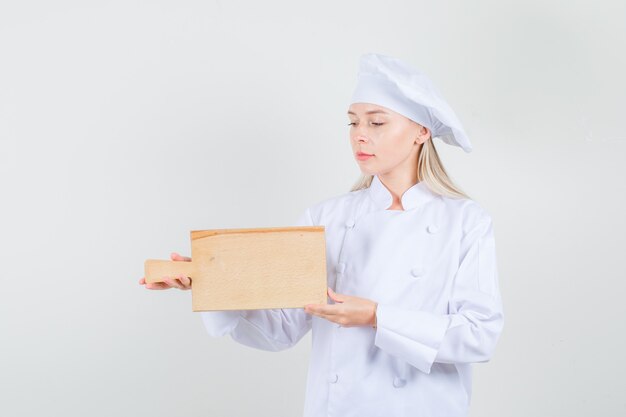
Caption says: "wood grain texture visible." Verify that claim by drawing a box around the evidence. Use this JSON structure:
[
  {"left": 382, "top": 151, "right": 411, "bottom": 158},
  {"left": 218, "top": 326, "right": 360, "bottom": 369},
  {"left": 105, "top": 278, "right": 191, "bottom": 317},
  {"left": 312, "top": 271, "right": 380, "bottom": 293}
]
[
  {"left": 144, "top": 226, "right": 328, "bottom": 311},
  {"left": 144, "top": 259, "right": 195, "bottom": 284}
]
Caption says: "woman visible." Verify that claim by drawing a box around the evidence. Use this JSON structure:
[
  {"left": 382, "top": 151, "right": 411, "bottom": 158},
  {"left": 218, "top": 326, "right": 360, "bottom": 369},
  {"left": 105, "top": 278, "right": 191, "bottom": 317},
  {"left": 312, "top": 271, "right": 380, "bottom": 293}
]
[{"left": 139, "top": 53, "right": 504, "bottom": 417}]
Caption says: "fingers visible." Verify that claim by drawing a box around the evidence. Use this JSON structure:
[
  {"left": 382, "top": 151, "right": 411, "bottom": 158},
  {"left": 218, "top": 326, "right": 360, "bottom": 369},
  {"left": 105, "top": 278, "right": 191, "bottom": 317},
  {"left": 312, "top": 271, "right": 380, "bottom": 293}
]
[
  {"left": 171, "top": 274, "right": 192, "bottom": 290},
  {"left": 162, "top": 278, "right": 182, "bottom": 289},
  {"left": 139, "top": 275, "right": 191, "bottom": 290},
  {"left": 310, "top": 311, "right": 342, "bottom": 325},
  {"left": 163, "top": 274, "right": 192, "bottom": 290},
  {"left": 305, "top": 304, "right": 339, "bottom": 317},
  {"left": 178, "top": 275, "right": 192, "bottom": 288},
  {"left": 139, "top": 275, "right": 169, "bottom": 290},
  {"left": 145, "top": 282, "right": 172, "bottom": 290},
  {"left": 170, "top": 252, "right": 192, "bottom": 262},
  {"left": 140, "top": 251, "right": 191, "bottom": 291}
]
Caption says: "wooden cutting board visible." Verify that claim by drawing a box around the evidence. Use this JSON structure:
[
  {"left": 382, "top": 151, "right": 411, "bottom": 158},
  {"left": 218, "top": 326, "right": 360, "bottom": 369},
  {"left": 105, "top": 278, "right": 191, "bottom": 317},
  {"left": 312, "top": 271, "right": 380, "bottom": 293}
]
[{"left": 144, "top": 225, "right": 328, "bottom": 312}]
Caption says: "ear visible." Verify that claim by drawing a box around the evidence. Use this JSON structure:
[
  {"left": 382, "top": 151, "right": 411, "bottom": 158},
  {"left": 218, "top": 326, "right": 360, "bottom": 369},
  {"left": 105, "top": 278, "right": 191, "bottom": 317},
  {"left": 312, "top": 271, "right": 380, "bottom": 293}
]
[{"left": 415, "top": 125, "right": 431, "bottom": 145}]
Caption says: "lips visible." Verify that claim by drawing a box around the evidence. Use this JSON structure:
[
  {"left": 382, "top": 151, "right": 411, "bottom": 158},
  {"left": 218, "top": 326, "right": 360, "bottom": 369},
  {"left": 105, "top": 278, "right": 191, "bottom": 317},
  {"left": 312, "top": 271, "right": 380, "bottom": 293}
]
[{"left": 356, "top": 151, "right": 374, "bottom": 161}]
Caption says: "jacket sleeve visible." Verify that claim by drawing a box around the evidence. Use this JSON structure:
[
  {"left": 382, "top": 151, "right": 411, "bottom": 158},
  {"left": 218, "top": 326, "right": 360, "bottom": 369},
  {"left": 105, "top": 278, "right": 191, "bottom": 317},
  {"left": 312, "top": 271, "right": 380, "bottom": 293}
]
[
  {"left": 199, "top": 207, "right": 315, "bottom": 352},
  {"left": 373, "top": 211, "right": 505, "bottom": 374}
]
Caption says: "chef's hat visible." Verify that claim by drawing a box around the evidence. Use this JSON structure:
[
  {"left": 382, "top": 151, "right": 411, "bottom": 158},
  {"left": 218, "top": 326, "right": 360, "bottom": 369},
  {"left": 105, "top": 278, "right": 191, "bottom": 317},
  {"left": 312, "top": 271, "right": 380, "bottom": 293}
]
[{"left": 349, "top": 53, "right": 472, "bottom": 153}]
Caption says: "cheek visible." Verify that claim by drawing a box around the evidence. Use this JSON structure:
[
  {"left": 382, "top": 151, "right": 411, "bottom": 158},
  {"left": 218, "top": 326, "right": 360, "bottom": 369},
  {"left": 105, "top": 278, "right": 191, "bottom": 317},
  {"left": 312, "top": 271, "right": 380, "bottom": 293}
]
[{"left": 377, "top": 129, "right": 413, "bottom": 157}]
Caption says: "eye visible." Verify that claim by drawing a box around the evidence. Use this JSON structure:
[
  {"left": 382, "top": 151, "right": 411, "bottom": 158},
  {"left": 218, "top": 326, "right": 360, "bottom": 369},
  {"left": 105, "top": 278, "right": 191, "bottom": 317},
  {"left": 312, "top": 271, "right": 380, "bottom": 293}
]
[{"left": 347, "top": 121, "right": 384, "bottom": 126}]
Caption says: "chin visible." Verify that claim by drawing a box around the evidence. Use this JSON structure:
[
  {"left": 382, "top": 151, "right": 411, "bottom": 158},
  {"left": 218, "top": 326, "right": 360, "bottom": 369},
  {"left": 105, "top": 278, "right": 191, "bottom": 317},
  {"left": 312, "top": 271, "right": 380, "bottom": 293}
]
[{"left": 358, "top": 166, "right": 377, "bottom": 176}]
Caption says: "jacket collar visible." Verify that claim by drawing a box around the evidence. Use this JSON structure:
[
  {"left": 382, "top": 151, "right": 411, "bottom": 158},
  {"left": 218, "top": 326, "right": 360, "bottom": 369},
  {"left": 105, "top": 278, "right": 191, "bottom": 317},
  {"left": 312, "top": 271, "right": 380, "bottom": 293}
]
[{"left": 367, "top": 174, "right": 437, "bottom": 211}]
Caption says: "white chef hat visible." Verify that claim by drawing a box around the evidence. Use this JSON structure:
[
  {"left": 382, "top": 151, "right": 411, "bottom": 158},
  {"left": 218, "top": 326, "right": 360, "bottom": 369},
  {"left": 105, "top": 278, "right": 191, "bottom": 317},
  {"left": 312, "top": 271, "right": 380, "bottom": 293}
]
[{"left": 349, "top": 53, "right": 472, "bottom": 153}]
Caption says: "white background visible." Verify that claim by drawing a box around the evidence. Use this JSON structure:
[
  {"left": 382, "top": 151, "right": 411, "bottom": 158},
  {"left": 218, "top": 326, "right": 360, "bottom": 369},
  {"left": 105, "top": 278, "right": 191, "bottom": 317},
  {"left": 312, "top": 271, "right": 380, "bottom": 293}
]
[{"left": 1, "top": 1, "right": 624, "bottom": 416}]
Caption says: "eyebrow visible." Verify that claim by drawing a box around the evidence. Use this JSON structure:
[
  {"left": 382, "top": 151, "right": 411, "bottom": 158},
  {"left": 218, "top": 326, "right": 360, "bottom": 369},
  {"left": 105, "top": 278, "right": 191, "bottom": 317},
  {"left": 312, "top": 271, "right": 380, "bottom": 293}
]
[{"left": 347, "top": 110, "right": 389, "bottom": 115}]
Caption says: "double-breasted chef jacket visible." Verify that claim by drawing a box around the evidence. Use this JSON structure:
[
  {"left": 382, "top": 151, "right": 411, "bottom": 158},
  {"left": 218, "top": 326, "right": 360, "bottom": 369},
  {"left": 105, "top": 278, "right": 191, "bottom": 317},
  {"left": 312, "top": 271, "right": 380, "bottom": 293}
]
[{"left": 201, "top": 174, "right": 505, "bottom": 417}]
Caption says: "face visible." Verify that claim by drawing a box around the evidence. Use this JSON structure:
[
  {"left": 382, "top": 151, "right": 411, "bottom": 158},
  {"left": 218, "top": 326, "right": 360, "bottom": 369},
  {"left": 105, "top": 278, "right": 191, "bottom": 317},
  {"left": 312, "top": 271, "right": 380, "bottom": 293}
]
[{"left": 347, "top": 102, "right": 431, "bottom": 177}]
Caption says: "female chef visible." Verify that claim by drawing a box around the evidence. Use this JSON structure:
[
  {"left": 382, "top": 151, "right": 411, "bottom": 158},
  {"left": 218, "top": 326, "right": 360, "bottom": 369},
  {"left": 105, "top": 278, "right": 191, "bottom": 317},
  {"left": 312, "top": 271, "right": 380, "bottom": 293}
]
[{"left": 139, "top": 53, "right": 504, "bottom": 417}]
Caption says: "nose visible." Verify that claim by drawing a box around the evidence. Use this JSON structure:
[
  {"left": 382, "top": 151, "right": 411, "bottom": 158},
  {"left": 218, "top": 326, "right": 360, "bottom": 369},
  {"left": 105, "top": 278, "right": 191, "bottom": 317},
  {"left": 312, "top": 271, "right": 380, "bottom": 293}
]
[{"left": 352, "top": 134, "right": 368, "bottom": 143}]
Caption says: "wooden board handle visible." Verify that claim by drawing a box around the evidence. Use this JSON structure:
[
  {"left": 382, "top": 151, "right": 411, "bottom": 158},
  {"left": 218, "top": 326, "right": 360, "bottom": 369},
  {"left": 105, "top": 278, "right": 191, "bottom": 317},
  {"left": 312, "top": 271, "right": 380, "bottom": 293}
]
[{"left": 144, "top": 259, "right": 195, "bottom": 284}]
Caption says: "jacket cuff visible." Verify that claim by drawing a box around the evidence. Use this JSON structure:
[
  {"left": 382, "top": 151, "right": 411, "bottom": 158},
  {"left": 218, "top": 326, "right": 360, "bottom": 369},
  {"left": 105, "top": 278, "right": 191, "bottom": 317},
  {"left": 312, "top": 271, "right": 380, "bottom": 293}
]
[
  {"left": 373, "top": 303, "right": 450, "bottom": 374},
  {"left": 200, "top": 310, "right": 242, "bottom": 337}
]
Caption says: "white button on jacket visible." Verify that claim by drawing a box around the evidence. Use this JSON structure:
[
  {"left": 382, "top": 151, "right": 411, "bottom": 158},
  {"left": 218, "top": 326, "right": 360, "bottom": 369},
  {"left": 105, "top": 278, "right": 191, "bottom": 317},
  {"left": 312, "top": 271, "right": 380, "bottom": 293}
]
[{"left": 201, "top": 174, "right": 505, "bottom": 417}]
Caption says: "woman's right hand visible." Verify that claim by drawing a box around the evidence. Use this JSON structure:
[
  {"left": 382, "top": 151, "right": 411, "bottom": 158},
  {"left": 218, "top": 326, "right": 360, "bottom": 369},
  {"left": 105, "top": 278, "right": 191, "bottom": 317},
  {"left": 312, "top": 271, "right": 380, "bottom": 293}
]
[{"left": 138, "top": 252, "right": 192, "bottom": 290}]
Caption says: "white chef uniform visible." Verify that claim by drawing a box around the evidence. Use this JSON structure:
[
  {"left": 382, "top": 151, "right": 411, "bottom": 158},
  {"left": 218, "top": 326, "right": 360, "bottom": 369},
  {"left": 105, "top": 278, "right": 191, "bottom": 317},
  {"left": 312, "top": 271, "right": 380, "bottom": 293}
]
[{"left": 201, "top": 174, "right": 504, "bottom": 417}]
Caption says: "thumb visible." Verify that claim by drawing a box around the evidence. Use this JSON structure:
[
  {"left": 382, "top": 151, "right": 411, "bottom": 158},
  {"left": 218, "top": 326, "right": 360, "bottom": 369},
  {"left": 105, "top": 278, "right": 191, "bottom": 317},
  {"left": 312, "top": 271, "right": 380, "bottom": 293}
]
[{"left": 328, "top": 287, "right": 345, "bottom": 303}]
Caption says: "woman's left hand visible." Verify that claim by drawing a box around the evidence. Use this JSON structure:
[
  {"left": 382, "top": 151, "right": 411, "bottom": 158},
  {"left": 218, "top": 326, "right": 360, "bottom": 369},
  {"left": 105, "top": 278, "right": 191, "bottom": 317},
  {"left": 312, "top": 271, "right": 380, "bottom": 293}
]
[{"left": 304, "top": 287, "right": 377, "bottom": 328}]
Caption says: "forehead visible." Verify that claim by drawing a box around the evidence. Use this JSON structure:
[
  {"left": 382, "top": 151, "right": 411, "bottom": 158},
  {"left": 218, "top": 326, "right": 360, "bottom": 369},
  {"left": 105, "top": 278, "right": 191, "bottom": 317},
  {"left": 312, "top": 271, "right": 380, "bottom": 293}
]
[{"left": 347, "top": 102, "right": 395, "bottom": 116}]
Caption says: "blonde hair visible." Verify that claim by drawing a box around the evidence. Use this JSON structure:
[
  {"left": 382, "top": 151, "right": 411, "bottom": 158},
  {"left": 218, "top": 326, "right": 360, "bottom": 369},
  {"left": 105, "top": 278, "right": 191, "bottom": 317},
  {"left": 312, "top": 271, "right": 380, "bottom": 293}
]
[{"left": 350, "top": 139, "right": 471, "bottom": 199}]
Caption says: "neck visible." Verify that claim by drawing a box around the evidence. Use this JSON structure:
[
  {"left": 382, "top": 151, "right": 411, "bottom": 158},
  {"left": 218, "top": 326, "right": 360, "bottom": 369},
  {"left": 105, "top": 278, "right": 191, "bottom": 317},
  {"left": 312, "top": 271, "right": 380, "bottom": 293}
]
[
  {"left": 376, "top": 171, "right": 418, "bottom": 210},
  {"left": 373, "top": 143, "right": 421, "bottom": 210}
]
